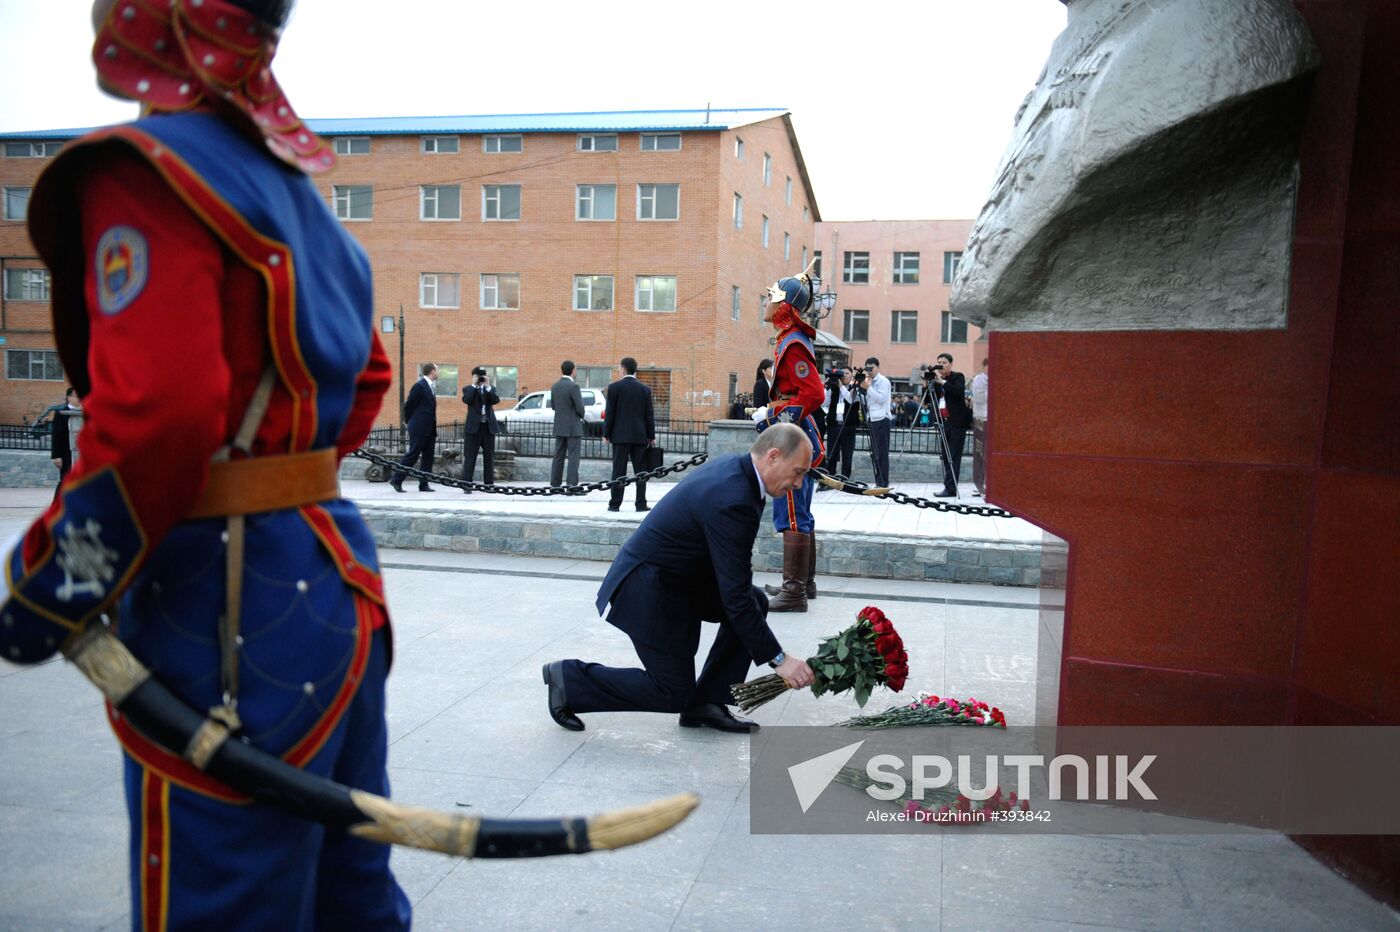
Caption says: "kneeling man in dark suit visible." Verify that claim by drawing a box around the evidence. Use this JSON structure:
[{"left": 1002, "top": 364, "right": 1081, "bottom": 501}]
[{"left": 545, "top": 423, "right": 817, "bottom": 733}]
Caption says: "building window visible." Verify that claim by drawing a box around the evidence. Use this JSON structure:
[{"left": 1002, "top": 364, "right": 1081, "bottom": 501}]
[
  {"left": 576, "top": 366, "right": 612, "bottom": 389},
  {"left": 333, "top": 185, "right": 372, "bottom": 221},
  {"left": 578, "top": 134, "right": 618, "bottom": 152},
  {"left": 3, "top": 141, "right": 63, "bottom": 158},
  {"left": 762, "top": 153, "right": 772, "bottom": 186},
  {"left": 731, "top": 285, "right": 741, "bottom": 321},
  {"left": 762, "top": 216, "right": 769, "bottom": 248},
  {"left": 803, "top": 206, "right": 809, "bottom": 222},
  {"left": 941, "top": 311, "right": 969, "bottom": 343},
  {"left": 4, "top": 187, "right": 31, "bottom": 221},
  {"left": 332, "top": 137, "right": 369, "bottom": 156},
  {"left": 801, "top": 246, "right": 808, "bottom": 269},
  {"left": 420, "top": 185, "right": 460, "bottom": 220},
  {"left": 784, "top": 233, "right": 791, "bottom": 261},
  {"left": 482, "top": 184, "right": 521, "bottom": 221},
  {"left": 893, "top": 251, "right": 920, "bottom": 285},
  {"left": 483, "top": 365, "right": 519, "bottom": 399},
  {"left": 421, "top": 136, "right": 459, "bottom": 154},
  {"left": 785, "top": 176, "right": 793, "bottom": 206},
  {"left": 576, "top": 184, "right": 616, "bottom": 221},
  {"left": 3, "top": 268, "right": 50, "bottom": 301},
  {"left": 483, "top": 134, "right": 523, "bottom": 153},
  {"left": 843, "top": 309, "right": 869, "bottom": 343},
  {"left": 640, "top": 133, "right": 681, "bottom": 151},
  {"left": 420, "top": 273, "right": 461, "bottom": 309},
  {"left": 891, "top": 310, "right": 918, "bottom": 343},
  {"left": 943, "top": 251, "right": 963, "bottom": 283},
  {"left": 843, "top": 251, "right": 870, "bottom": 284},
  {"left": 573, "top": 275, "right": 614, "bottom": 311},
  {"left": 732, "top": 193, "right": 743, "bottom": 230},
  {"left": 637, "top": 184, "right": 679, "bottom": 221},
  {"left": 432, "top": 364, "right": 459, "bottom": 397},
  {"left": 813, "top": 251, "right": 822, "bottom": 281},
  {"left": 734, "top": 137, "right": 744, "bottom": 159},
  {"left": 636, "top": 275, "right": 677, "bottom": 312},
  {"left": 6, "top": 349, "right": 63, "bottom": 381},
  {"left": 481, "top": 273, "right": 521, "bottom": 310}
]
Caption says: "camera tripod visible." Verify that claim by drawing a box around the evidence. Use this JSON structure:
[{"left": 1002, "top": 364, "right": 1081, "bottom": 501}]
[
  {"left": 905, "top": 376, "right": 960, "bottom": 495},
  {"left": 820, "top": 375, "right": 875, "bottom": 482}
]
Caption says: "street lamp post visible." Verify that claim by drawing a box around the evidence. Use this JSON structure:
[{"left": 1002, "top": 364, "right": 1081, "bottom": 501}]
[{"left": 380, "top": 306, "right": 406, "bottom": 447}]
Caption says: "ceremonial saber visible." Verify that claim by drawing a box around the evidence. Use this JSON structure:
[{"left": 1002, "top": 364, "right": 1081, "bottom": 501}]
[
  {"left": 62, "top": 624, "right": 698, "bottom": 858},
  {"left": 813, "top": 468, "right": 889, "bottom": 496}
]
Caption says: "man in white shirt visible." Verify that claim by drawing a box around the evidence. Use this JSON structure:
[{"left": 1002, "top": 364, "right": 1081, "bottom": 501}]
[
  {"left": 862, "top": 357, "right": 892, "bottom": 487},
  {"left": 970, "top": 356, "right": 989, "bottom": 496}
]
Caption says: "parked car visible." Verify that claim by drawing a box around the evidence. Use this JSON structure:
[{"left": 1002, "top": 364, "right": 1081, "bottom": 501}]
[{"left": 500, "top": 388, "right": 606, "bottom": 435}]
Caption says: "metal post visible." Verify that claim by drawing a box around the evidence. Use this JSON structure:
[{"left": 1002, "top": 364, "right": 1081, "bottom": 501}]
[{"left": 397, "top": 304, "right": 406, "bottom": 449}]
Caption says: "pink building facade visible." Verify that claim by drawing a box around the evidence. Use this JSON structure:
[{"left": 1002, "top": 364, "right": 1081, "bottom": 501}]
[{"left": 813, "top": 218, "right": 982, "bottom": 388}]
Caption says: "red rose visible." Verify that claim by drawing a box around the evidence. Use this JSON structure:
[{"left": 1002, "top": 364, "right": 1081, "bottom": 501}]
[
  {"left": 860, "top": 606, "right": 887, "bottom": 624},
  {"left": 875, "top": 633, "right": 900, "bottom": 659},
  {"left": 884, "top": 662, "right": 907, "bottom": 691},
  {"left": 871, "top": 618, "right": 893, "bottom": 637}
]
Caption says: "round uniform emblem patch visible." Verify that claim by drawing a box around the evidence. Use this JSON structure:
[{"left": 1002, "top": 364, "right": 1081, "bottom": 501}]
[
  {"left": 95, "top": 226, "right": 148, "bottom": 315},
  {"left": 794, "top": 360, "right": 810, "bottom": 379}
]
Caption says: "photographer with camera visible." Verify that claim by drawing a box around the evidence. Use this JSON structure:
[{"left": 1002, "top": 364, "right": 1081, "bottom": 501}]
[
  {"left": 862, "top": 358, "right": 892, "bottom": 487},
  {"left": 930, "top": 352, "right": 972, "bottom": 497},
  {"left": 823, "top": 367, "right": 858, "bottom": 480},
  {"left": 461, "top": 365, "right": 500, "bottom": 491}
]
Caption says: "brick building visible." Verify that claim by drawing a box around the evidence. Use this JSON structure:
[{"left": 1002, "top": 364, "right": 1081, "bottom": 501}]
[
  {"left": 813, "top": 218, "right": 984, "bottom": 394},
  {"left": 0, "top": 108, "right": 819, "bottom": 427}
]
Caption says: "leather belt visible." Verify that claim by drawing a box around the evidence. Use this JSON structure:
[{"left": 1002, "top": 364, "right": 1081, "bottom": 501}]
[{"left": 187, "top": 448, "right": 340, "bottom": 519}]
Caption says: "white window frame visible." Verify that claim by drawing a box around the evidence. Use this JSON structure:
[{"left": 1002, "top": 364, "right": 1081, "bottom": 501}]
[
  {"left": 785, "top": 176, "right": 793, "bottom": 206},
  {"left": 635, "top": 275, "right": 677, "bottom": 313},
  {"left": 419, "top": 184, "right": 461, "bottom": 221},
  {"left": 801, "top": 246, "right": 808, "bottom": 269},
  {"left": 333, "top": 185, "right": 373, "bottom": 221},
  {"left": 784, "top": 232, "right": 791, "bottom": 261},
  {"left": 892, "top": 310, "right": 919, "bottom": 344},
  {"left": 762, "top": 215, "right": 769, "bottom": 248},
  {"left": 843, "top": 251, "right": 870, "bottom": 285},
  {"left": 575, "top": 184, "right": 617, "bottom": 221},
  {"left": 431, "top": 364, "right": 459, "bottom": 398},
  {"left": 3, "top": 187, "right": 31, "bottom": 221},
  {"left": 5, "top": 348, "right": 63, "bottom": 381},
  {"left": 573, "top": 275, "right": 615, "bottom": 312},
  {"left": 893, "top": 251, "right": 920, "bottom": 285},
  {"left": 637, "top": 184, "right": 680, "bottom": 221},
  {"left": 577, "top": 134, "right": 618, "bottom": 152},
  {"left": 640, "top": 133, "right": 682, "bottom": 151},
  {"left": 483, "top": 134, "right": 523, "bottom": 154},
  {"left": 3, "top": 141, "right": 62, "bottom": 158},
  {"left": 3, "top": 268, "right": 50, "bottom": 301},
  {"left": 482, "top": 184, "right": 521, "bottom": 222},
  {"left": 843, "top": 309, "right": 870, "bottom": 343},
  {"left": 731, "top": 285, "right": 741, "bottom": 321},
  {"left": 419, "top": 272, "right": 461, "bottom": 309},
  {"left": 803, "top": 206, "right": 810, "bottom": 222},
  {"left": 421, "top": 136, "right": 460, "bottom": 154},
  {"left": 813, "top": 250, "right": 823, "bottom": 281},
  {"left": 332, "top": 137, "right": 369, "bottom": 156},
  {"left": 483, "top": 365, "right": 519, "bottom": 399},
  {"left": 480, "top": 273, "right": 521, "bottom": 310},
  {"left": 732, "top": 193, "right": 743, "bottom": 230},
  {"left": 941, "top": 311, "right": 969, "bottom": 344},
  {"left": 734, "top": 137, "right": 744, "bottom": 159},
  {"left": 943, "top": 251, "right": 964, "bottom": 283},
  {"left": 763, "top": 153, "right": 772, "bottom": 186}
]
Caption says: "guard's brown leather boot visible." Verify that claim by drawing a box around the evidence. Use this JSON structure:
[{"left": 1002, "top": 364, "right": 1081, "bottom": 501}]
[{"left": 766, "top": 531, "right": 810, "bottom": 612}]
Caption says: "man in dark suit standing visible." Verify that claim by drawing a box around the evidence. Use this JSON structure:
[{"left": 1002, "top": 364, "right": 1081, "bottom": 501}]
[
  {"left": 544, "top": 423, "right": 817, "bottom": 734},
  {"left": 604, "top": 356, "right": 656, "bottom": 512},
  {"left": 49, "top": 386, "right": 81, "bottom": 501},
  {"left": 549, "top": 360, "right": 586, "bottom": 488},
  {"left": 461, "top": 365, "right": 500, "bottom": 493},
  {"left": 390, "top": 363, "right": 438, "bottom": 493},
  {"left": 932, "top": 352, "right": 973, "bottom": 498}
]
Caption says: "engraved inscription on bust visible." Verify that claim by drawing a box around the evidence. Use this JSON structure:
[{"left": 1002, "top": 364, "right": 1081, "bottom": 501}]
[{"left": 950, "top": 0, "right": 1320, "bottom": 333}]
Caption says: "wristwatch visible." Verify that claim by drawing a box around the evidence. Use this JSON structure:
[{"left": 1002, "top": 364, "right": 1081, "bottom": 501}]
[{"left": 768, "top": 651, "right": 786, "bottom": 669}]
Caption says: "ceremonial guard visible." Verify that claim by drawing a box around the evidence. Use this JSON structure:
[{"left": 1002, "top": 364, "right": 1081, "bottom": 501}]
[
  {"left": 0, "top": 0, "right": 411, "bottom": 927},
  {"left": 755, "top": 267, "right": 826, "bottom": 612}
]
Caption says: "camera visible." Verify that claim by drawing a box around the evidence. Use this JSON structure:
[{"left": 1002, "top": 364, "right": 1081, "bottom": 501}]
[
  {"left": 852, "top": 368, "right": 868, "bottom": 384},
  {"left": 471, "top": 366, "right": 487, "bottom": 384},
  {"left": 824, "top": 366, "right": 846, "bottom": 388},
  {"left": 918, "top": 363, "right": 944, "bottom": 381}
]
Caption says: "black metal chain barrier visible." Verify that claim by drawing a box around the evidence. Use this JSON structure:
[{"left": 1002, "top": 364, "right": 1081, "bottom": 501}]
[
  {"left": 350, "top": 447, "right": 709, "bottom": 496},
  {"left": 812, "top": 467, "right": 1017, "bottom": 518},
  {"left": 350, "top": 447, "right": 1016, "bottom": 518}
]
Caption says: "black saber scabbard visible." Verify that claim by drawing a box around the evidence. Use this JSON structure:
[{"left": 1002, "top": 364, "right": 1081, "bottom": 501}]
[{"left": 61, "top": 624, "right": 698, "bottom": 858}]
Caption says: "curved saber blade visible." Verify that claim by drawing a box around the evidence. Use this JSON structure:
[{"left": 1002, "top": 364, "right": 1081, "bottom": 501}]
[
  {"left": 813, "top": 469, "right": 890, "bottom": 496},
  {"left": 62, "top": 624, "right": 699, "bottom": 858}
]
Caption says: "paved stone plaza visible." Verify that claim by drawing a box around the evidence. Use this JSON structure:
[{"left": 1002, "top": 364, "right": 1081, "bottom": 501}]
[{"left": 0, "top": 488, "right": 1395, "bottom": 929}]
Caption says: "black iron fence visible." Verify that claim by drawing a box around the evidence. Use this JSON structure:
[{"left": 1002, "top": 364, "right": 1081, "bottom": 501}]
[
  {"left": 363, "top": 418, "right": 710, "bottom": 460},
  {"left": 0, "top": 425, "right": 53, "bottom": 452}
]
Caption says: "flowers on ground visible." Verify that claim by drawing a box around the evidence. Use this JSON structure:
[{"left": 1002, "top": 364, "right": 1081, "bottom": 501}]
[
  {"left": 731, "top": 606, "right": 907, "bottom": 712},
  {"left": 836, "top": 692, "right": 1008, "bottom": 728}
]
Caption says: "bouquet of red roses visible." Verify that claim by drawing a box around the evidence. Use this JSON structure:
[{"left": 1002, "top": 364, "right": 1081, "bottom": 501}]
[{"left": 731, "top": 606, "right": 908, "bottom": 712}]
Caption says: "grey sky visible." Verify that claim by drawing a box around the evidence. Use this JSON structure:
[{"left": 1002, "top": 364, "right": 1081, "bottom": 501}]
[{"left": 0, "top": 1, "right": 1066, "bottom": 220}]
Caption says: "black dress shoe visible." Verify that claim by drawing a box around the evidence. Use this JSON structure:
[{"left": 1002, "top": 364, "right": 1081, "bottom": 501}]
[
  {"left": 679, "top": 703, "right": 758, "bottom": 733},
  {"left": 419, "top": 486, "right": 435, "bottom": 492},
  {"left": 635, "top": 504, "right": 650, "bottom": 512},
  {"left": 462, "top": 488, "right": 473, "bottom": 494},
  {"left": 934, "top": 489, "right": 957, "bottom": 498},
  {"left": 542, "top": 662, "right": 584, "bottom": 731},
  {"left": 607, "top": 504, "right": 621, "bottom": 512},
  {"left": 390, "top": 481, "right": 404, "bottom": 493}
]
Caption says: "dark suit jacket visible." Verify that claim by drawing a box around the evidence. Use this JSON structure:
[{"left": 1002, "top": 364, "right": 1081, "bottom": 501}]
[
  {"left": 50, "top": 406, "right": 78, "bottom": 460},
  {"left": 603, "top": 376, "right": 655, "bottom": 445},
  {"left": 550, "top": 377, "right": 585, "bottom": 438},
  {"left": 461, "top": 383, "right": 501, "bottom": 435},
  {"left": 595, "top": 454, "right": 781, "bottom": 665},
  {"left": 938, "top": 372, "right": 973, "bottom": 430},
  {"left": 752, "top": 377, "right": 772, "bottom": 408},
  {"left": 402, "top": 377, "right": 438, "bottom": 443}
]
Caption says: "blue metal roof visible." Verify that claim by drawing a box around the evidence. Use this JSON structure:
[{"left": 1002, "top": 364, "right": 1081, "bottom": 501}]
[{"left": 0, "top": 108, "right": 789, "bottom": 139}]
